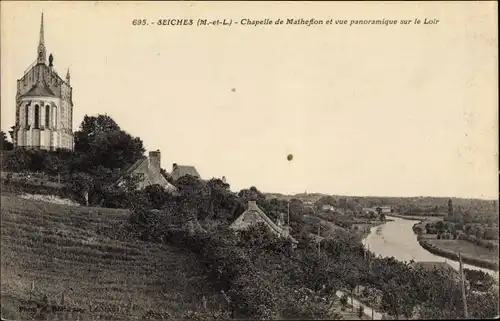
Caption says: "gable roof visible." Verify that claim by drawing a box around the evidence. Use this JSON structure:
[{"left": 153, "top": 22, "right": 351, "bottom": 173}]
[
  {"left": 171, "top": 165, "right": 200, "bottom": 181},
  {"left": 117, "top": 156, "right": 177, "bottom": 192},
  {"left": 230, "top": 201, "right": 298, "bottom": 243},
  {"left": 122, "top": 156, "right": 147, "bottom": 178},
  {"left": 22, "top": 81, "right": 56, "bottom": 97}
]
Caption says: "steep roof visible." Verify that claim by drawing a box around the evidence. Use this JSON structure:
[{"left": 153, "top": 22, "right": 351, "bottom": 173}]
[
  {"left": 22, "top": 81, "right": 56, "bottom": 98},
  {"left": 117, "top": 156, "right": 177, "bottom": 192},
  {"left": 230, "top": 201, "right": 298, "bottom": 243},
  {"left": 122, "top": 156, "right": 147, "bottom": 177},
  {"left": 171, "top": 165, "right": 200, "bottom": 181}
]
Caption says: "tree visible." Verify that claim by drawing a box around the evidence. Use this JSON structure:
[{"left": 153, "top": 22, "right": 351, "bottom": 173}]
[
  {"left": 73, "top": 114, "right": 145, "bottom": 171},
  {"left": 380, "top": 280, "right": 416, "bottom": 320},
  {"left": 435, "top": 221, "right": 445, "bottom": 236},
  {"left": 69, "top": 172, "right": 94, "bottom": 205},
  {"left": 448, "top": 199, "right": 453, "bottom": 216},
  {"left": 5, "top": 148, "right": 31, "bottom": 172},
  {"left": 339, "top": 294, "right": 349, "bottom": 311},
  {"left": 357, "top": 305, "right": 364, "bottom": 319},
  {"left": 0, "top": 131, "right": 13, "bottom": 150}
]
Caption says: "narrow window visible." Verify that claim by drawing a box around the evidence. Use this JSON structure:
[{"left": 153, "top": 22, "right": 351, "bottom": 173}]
[
  {"left": 25, "top": 105, "right": 29, "bottom": 126},
  {"left": 52, "top": 106, "right": 57, "bottom": 128},
  {"left": 45, "top": 105, "right": 50, "bottom": 128},
  {"left": 34, "top": 105, "right": 40, "bottom": 128}
]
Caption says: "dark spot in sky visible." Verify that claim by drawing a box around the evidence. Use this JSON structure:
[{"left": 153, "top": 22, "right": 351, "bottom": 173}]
[
  {"left": 231, "top": 88, "right": 236, "bottom": 92},
  {"left": 287, "top": 154, "right": 293, "bottom": 161}
]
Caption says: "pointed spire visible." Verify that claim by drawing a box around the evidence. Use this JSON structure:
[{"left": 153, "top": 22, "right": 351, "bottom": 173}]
[
  {"left": 66, "top": 68, "right": 71, "bottom": 84},
  {"left": 37, "top": 12, "right": 46, "bottom": 64},
  {"left": 39, "top": 12, "right": 44, "bottom": 45}
]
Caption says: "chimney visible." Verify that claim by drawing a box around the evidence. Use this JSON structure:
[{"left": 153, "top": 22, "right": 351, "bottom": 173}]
[{"left": 149, "top": 150, "right": 161, "bottom": 173}]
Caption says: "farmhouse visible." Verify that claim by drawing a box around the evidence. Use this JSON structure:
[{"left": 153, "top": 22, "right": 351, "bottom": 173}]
[
  {"left": 170, "top": 163, "right": 201, "bottom": 182},
  {"left": 230, "top": 201, "right": 298, "bottom": 245},
  {"left": 117, "top": 150, "right": 177, "bottom": 192}
]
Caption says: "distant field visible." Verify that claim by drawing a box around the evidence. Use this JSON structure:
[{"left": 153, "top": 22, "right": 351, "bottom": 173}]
[
  {"left": 390, "top": 213, "right": 442, "bottom": 222},
  {"left": 0, "top": 195, "right": 217, "bottom": 320},
  {"left": 427, "top": 239, "right": 498, "bottom": 264}
]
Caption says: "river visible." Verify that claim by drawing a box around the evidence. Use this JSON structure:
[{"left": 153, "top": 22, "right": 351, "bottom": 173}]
[{"left": 363, "top": 216, "right": 499, "bottom": 280}]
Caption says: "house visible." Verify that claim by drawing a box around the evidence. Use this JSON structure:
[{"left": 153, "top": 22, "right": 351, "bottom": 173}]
[
  {"left": 380, "top": 206, "right": 392, "bottom": 214},
  {"left": 117, "top": 150, "right": 177, "bottom": 192},
  {"left": 170, "top": 163, "right": 201, "bottom": 182},
  {"left": 410, "top": 261, "right": 462, "bottom": 284},
  {"left": 230, "top": 201, "right": 298, "bottom": 245},
  {"left": 363, "top": 206, "right": 392, "bottom": 214},
  {"left": 321, "top": 205, "right": 335, "bottom": 212}
]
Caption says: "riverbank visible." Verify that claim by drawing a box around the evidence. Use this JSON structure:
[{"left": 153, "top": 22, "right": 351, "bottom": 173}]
[
  {"left": 358, "top": 220, "right": 390, "bottom": 241},
  {"left": 389, "top": 213, "right": 442, "bottom": 222},
  {"left": 364, "top": 216, "right": 498, "bottom": 279},
  {"left": 417, "top": 237, "right": 499, "bottom": 271},
  {"left": 388, "top": 215, "right": 499, "bottom": 272}
]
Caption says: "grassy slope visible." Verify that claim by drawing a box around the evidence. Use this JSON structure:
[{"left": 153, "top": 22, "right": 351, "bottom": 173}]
[
  {"left": 427, "top": 238, "right": 498, "bottom": 263},
  {"left": 1, "top": 194, "right": 217, "bottom": 320}
]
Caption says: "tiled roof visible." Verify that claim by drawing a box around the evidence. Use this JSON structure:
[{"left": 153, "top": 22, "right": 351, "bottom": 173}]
[
  {"left": 171, "top": 165, "right": 200, "bottom": 181},
  {"left": 122, "top": 157, "right": 147, "bottom": 177},
  {"left": 22, "top": 82, "right": 56, "bottom": 97},
  {"left": 230, "top": 201, "right": 298, "bottom": 244}
]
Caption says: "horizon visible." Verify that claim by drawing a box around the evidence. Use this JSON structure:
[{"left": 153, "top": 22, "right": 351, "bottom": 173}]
[
  {"left": 260, "top": 190, "right": 498, "bottom": 202},
  {"left": 1, "top": 2, "right": 498, "bottom": 200}
]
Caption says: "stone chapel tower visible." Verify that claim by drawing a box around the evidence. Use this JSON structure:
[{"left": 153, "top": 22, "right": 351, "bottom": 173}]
[{"left": 12, "top": 13, "right": 74, "bottom": 151}]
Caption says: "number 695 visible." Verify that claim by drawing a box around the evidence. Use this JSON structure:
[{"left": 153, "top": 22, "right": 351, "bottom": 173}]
[{"left": 132, "top": 19, "right": 147, "bottom": 26}]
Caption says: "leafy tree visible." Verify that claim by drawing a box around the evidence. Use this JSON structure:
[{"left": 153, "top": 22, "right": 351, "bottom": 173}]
[
  {"left": 0, "top": 131, "right": 13, "bottom": 150},
  {"left": 143, "top": 184, "right": 173, "bottom": 209},
  {"left": 69, "top": 172, "right": 94, "bottom": 205},
  {"left": 5, "top": 148, "right": 31, "bottom": 171},
  {"left": 73, "top": 114, "right": 145, "bottom": 171},
  {"left": 380, "top": 279, "right": 416, "bottom": 320},
  {"left": 357, "top": 305, "right": 364, "bottom": 319}
]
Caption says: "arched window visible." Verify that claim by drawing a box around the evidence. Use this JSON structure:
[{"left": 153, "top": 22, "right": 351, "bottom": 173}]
[
  {"left": 25, "top": 104, "right": 29, "bottom": 126},
  {"left": 52, "top": 106, "right": 57, "bottom": 128},
  {"left": 45, "top": 105, "right": 50, "bottom": 128},
  {"left": 34, "top": 105, "right": 40, "bottom": 128}
]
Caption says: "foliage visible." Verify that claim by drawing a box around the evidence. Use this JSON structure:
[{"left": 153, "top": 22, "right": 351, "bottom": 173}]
[
  {"left": 73, "top": 114, "right": 145, "bottom": 171},
  {"left": 0, "top": 130, "right": 14, "bottom": 150}
]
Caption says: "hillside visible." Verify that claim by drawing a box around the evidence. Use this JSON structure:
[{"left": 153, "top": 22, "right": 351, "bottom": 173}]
[{"left": 0, "top": 195, "right": 217, "bottom": 320}]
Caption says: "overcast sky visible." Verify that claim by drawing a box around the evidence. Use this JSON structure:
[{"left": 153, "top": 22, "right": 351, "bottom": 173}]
[{"left": 1, "top": 1, "right": 497, "bottom": 199}]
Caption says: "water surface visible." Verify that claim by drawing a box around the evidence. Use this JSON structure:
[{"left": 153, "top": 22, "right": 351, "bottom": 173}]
[{"left": 364, "top": 216, "right": 499, "bottom": 279}]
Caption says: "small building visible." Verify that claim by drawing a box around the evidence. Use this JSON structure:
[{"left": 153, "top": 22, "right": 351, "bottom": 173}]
[
  {"left": 230, "top": 201, "right": 298, "bottom": 245},
  {"left": 321, "top": 205, "right": 335, "bottom": 212},
  {"left": 380, "top": 206, "right": 392, "bottom": 214},
  {"left": 117, "top": 150, "right": 177, "bottom": 192},
  {"left": 170, "top": 163, "right": 201, "bottom": 182}
]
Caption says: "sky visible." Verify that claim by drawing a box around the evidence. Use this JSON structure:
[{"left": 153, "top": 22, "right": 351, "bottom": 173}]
[{"left": 1, "top": 1, "right": 498, "bottom": 199}]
